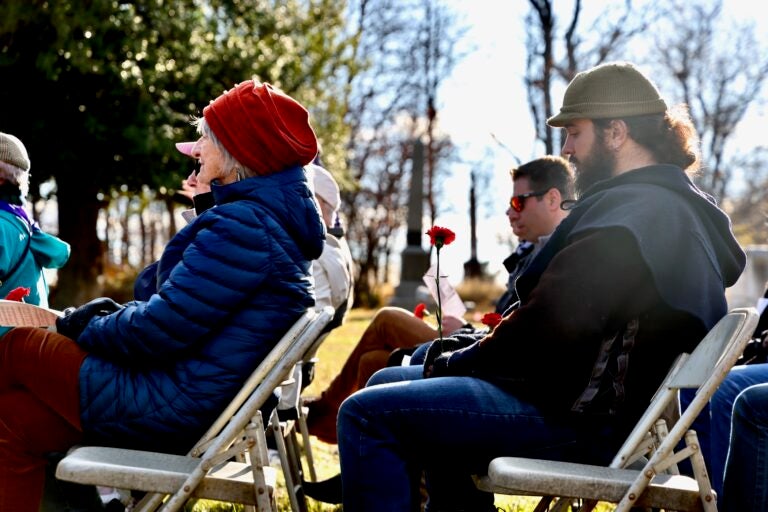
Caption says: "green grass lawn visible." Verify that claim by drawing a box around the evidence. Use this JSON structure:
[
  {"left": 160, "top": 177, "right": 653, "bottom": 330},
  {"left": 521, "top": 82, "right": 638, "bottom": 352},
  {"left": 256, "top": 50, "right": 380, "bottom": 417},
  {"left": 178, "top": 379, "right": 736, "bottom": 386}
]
[{"left": 193, "top": 308, "right": 614, "bottom": 512}]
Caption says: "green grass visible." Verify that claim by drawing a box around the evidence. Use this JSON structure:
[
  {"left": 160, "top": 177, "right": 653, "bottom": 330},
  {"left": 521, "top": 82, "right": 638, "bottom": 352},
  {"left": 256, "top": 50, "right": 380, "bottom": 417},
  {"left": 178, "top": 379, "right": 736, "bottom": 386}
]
[{"left": 193, "top": 308, "right": 614, "bottom": 512}]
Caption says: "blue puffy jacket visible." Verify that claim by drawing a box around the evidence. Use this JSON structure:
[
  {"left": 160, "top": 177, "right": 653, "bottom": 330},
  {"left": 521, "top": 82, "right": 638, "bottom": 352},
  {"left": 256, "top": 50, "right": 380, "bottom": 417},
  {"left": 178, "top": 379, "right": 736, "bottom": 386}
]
[{"left": 76, "top": 166, "right": 325, "bottom": 452}]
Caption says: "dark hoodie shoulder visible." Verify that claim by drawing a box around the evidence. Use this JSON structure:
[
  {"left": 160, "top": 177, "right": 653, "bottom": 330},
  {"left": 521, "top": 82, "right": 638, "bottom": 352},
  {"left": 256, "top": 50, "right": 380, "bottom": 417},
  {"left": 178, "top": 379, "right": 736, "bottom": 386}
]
[{"left": 565, "top": 165, "right": 745, "bottom": 328}]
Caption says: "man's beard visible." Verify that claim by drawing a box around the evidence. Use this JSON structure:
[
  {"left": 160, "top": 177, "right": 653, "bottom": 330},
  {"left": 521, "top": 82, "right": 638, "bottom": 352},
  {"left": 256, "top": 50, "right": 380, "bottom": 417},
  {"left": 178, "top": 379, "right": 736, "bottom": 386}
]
[{"left": 572, "top": 133, "right": 616, "bottom": 197}]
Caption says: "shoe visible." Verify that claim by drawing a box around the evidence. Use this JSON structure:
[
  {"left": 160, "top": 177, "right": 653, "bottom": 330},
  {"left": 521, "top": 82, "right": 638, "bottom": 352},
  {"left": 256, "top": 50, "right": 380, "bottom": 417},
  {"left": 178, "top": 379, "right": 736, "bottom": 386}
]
[
  {"left": 303, "top": 473, "right": 342, "bottom": 504},
  {"left": 305, "top": 397, "right": 338, "bottom": 444}
]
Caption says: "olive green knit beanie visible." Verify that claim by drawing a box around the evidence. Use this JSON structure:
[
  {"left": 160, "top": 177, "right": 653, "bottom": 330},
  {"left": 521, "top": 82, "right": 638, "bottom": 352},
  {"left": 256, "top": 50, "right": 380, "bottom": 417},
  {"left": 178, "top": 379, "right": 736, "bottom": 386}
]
[
  {"left": 0, "top": 132, "right": 30, "bottom": 171},
  {"left": 547, "top": 61, "right": 667, "bottom": 127}
]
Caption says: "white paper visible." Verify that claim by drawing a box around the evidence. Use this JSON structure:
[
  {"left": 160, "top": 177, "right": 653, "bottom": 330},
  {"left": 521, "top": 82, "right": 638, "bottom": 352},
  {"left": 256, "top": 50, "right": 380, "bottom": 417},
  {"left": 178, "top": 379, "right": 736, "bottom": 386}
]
[{"left": 422, "top": 264, "right": 467, "bottom": 318}]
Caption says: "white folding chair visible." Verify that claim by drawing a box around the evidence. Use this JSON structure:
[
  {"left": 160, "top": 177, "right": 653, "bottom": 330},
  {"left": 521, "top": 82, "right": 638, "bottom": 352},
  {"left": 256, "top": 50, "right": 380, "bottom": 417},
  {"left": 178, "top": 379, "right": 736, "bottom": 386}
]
[
  {"left": 277, "top": 309, "right": 344, "bottom": 491},
  {"left": 270, "top": 324, "right": 338, "bottom": 510},
  {"left": 271, "top": 361, "right": 313, "bottom": 512},
  {"left": 55, "top": 306, "right": 335, "bottom": 512},
  {"left": 475, "top": 307, "right": 758, "bottom": 512}
]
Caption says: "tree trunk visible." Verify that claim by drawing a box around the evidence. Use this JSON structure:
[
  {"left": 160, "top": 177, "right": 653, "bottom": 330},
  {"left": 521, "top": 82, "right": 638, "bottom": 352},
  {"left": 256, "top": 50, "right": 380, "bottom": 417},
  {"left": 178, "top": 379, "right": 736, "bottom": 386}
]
[{"left": 53, "top": 179, "right": 106, "bottom": 308}]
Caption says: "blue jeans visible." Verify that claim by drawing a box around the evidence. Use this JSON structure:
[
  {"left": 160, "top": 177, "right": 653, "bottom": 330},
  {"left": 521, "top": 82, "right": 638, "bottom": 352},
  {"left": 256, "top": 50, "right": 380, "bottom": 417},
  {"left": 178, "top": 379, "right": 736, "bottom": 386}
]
[
  {"left": 408, "top": 341, "right": 431, "bottom": 365},
  {"left": 721, "top": 383, "right": 768, "bottom": 511},
  {"left": 681, "top": 363, "right": 768, "bottom": 496},
  {"left": 337, "top": 365, "right": 620, "bottom": 512}
]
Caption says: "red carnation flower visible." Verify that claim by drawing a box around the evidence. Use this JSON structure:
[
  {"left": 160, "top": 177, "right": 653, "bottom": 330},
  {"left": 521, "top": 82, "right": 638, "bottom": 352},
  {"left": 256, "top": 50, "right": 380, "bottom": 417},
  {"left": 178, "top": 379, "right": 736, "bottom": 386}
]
[
  {"left": 425, "top": 225, "right": 457, "bottom": 348},
  {"left": 4, "top": 286, "right": 30, "bottom": 302},
  {"left": 481, "top": 312, "right": 503, "bottom": 329},
  {"left": 414, "top": 303, "right": 430, "bottom": 319},
  {"left": 426, "top": 226, "right": 456, "bottom": 249}
]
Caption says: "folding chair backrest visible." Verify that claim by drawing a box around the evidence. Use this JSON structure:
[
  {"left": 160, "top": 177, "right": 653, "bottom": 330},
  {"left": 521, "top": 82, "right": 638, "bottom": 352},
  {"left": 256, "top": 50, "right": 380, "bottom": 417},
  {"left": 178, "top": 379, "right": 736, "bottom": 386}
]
[
  {"left": 670, "top": 311, "right": 754, "bottom": 389},
  {"left": 192, "top": 306, "right": 335, "bottom": 457},
  {"left": 611, "top": 307, "right": 758, "bottom": 469},
  {"left": 191, "top": 307, "right": 320, "bottom": 455}
]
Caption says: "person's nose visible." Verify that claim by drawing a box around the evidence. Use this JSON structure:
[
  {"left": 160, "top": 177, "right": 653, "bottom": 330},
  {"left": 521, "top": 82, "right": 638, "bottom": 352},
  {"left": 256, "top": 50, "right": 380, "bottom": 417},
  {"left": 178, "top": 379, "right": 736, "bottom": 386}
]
[
  {"left": 191, "top": 138, "right": 203, "bottom": 157},
  {"left": 561, "top": 137, "right": 574, "bottom": 159}
]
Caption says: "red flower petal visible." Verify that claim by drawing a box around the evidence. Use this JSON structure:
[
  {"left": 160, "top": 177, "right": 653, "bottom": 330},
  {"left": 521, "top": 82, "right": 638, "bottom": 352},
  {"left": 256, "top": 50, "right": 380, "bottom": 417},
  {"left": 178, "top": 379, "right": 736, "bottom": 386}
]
[
  {"left": 481, "top": 312, "right": 503, "bottom": 329},
  {"left": 414, "top": 302, "right": 429, "bottom": 319},
  {"left": 4, "top": 286, "right": 30, "bottom": 302},
  {"left": 426, "top": 226, "right": 456, "bottom": 248}
]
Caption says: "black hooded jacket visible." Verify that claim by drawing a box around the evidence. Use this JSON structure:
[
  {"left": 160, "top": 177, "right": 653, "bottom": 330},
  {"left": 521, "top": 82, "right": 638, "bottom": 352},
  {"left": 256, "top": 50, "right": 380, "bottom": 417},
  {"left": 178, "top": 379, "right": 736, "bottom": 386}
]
[{"left": 447, "top": 165, "right": 745, "bottom": 442}]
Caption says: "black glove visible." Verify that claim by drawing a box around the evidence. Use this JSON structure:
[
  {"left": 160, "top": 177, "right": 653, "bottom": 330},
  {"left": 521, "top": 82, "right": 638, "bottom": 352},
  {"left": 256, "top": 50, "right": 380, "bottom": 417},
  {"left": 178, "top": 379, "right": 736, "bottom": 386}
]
[
  {"left": 423, "top": 339, "right": 481, "bottom": 379},
  {"left": 56, "top": 297, "right": 124, "bottom": 340},
  {"left": 422, "top": 337, "right": 474, "bottom": 378}
]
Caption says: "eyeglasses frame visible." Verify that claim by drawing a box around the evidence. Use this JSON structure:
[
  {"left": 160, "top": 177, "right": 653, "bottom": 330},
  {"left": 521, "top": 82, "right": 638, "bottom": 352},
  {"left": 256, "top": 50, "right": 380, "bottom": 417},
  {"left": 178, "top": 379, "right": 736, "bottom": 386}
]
[{"left": 509, "top": 189, "right": 551, "bottom": 213}]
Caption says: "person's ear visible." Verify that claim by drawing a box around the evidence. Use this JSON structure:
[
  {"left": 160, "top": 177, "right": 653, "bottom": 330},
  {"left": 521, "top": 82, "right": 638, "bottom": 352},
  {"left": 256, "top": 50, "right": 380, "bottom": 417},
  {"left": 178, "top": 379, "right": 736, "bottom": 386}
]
[
  {"left": 608, "top": 119, "right": 628, "bottom": 150},
  {"left": 546, "top": 188, "right": 562, "bottom": 209}
]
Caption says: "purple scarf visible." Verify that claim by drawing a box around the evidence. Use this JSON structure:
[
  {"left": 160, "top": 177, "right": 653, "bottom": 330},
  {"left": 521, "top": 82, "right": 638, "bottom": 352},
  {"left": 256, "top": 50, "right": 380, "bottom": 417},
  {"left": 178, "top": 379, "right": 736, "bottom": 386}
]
[{"left": 0, "top": 200, "right": 38, "bottom": 232}]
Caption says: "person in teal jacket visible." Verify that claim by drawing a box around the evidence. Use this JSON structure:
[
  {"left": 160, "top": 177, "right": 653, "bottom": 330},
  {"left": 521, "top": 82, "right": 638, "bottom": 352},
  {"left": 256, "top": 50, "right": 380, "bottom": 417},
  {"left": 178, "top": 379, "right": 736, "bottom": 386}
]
[
  {"left": 0, "top": 132, "right": 70, "bottom": 332},
  {"left": 0, "top": 80, "right": 325, "bottom": 512}
]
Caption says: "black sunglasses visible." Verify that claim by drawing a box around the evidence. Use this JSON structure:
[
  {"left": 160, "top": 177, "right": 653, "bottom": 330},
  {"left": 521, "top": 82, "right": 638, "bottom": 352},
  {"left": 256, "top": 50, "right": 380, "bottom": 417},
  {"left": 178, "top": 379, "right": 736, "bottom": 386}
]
[{"left": 509, "top": 189, "right": 550, "bottom": 213}]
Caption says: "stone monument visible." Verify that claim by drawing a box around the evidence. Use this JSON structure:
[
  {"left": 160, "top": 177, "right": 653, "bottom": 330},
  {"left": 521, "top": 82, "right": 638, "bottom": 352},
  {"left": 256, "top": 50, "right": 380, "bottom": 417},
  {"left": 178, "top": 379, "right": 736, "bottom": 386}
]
[
  {"left": 389, "top": 139, "right": 431, "bottom": 310},
  {"left": 463, "top": 169, "right": 484, "bottom": 278}
]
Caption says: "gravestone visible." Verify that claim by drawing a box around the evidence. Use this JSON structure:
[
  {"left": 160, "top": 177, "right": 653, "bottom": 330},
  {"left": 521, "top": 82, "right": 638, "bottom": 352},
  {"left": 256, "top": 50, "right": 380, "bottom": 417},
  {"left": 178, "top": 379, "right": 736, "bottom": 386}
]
[{"left": 389, "top": 139, "right": 431, "bottom": 310}]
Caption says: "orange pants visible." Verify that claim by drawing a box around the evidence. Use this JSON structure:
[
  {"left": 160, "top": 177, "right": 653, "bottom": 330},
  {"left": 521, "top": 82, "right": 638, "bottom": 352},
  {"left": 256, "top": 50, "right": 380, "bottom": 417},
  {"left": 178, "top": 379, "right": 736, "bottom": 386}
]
[
  {"left": 0, "top": 327, "right": 87, "bottom": 512},
  {"left": 316, "top": 307, "right": 438, "bottom": 414}
]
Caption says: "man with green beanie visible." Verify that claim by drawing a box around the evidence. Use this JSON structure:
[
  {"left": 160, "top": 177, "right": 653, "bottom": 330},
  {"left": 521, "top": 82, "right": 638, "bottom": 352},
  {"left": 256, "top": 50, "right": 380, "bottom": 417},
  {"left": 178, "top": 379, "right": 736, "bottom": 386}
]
[
  {"left": 332, "top": 61, "right": 745, "bottom": 512},
  {"left": 0, "top": 132, "right": 70, "bottom": 330}
]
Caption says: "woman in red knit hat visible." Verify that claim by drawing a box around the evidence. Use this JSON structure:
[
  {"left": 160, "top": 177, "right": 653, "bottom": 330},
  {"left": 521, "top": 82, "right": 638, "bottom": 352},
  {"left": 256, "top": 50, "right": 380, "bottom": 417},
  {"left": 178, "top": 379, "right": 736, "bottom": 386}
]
[{"left": 0, "top": 80, "right": 326, "bottom": 511}]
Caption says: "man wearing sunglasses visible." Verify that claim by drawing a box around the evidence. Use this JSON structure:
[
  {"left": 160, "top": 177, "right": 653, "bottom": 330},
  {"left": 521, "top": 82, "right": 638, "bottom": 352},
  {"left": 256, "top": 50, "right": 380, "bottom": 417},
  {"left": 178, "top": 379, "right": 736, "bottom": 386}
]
[
  {"left": 334, "top": 61, "right": 746, "bottom": 512},
  {"left": 496, "top": 155, "right": 573, "bottom": 314},
  {"left": 506, "top": 156, "right": 571, "bottom": 268}
]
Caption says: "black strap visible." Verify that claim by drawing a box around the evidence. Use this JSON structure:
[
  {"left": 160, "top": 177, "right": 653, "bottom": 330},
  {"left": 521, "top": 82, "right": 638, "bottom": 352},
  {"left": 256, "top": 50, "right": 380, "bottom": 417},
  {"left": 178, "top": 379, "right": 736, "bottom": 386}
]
[{"left": 0, "top": 230, "right": 32, "bottom": 286}]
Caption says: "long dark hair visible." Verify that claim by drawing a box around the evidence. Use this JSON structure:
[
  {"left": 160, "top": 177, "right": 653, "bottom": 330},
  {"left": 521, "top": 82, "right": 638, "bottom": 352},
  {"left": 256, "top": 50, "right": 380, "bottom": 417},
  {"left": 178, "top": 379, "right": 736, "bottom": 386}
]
[{"left": 594, "top": 104, "right": 701, "bottom": 175}]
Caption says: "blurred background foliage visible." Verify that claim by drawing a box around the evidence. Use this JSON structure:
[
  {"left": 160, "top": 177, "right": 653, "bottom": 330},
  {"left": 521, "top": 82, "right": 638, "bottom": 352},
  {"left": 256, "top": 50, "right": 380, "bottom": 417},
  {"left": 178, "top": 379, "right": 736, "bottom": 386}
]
[
  {"left": 2, "top": 0, "right": 768, "bottom": 309},
  {"left": 0, "top": 0, "right": 357, "bottom": 306}
]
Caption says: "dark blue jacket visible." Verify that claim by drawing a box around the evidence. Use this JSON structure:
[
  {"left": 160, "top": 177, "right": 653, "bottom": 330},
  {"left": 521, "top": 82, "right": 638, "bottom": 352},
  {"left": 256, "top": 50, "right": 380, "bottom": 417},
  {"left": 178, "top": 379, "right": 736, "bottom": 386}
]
[{"left": 76, "top": 166, "right": 325, "bottom": 452}]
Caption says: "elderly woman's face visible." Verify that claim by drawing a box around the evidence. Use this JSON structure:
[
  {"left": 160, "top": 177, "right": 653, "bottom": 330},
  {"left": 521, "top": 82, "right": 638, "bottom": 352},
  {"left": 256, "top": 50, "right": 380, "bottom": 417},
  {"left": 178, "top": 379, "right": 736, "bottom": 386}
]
[{"left": 193, "top": 135, "right": 238, "bottom": 187}]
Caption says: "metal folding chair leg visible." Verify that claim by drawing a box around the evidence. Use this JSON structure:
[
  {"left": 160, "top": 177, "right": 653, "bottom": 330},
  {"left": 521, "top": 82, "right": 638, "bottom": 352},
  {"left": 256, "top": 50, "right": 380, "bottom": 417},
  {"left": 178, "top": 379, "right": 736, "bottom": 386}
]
[
  {"left": 297, "top": 402, "right": 318, "bottom": 482},
  {"left": 270, "top": 412, "right": 308, "bottom": 512}
]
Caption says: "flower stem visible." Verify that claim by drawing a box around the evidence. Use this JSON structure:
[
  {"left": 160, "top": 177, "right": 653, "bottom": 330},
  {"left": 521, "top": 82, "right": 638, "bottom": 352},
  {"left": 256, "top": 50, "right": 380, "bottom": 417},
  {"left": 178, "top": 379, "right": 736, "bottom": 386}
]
[{"left": 436, "top": 247, "right": 443, "bottom": 350}]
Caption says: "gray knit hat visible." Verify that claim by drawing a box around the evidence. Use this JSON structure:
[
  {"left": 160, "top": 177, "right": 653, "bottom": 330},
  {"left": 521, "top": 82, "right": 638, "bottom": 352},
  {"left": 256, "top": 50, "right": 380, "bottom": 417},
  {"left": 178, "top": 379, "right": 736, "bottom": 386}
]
[
  {"left": 0, "top": 132, "right": 30, "bottom": 171},
  {"left": 547, "top": 62, "right": 667, "bottom": 127}
]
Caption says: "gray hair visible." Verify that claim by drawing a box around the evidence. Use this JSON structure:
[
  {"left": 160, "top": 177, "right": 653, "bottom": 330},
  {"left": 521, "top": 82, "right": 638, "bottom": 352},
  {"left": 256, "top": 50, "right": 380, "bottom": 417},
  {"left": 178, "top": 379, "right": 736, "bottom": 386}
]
[
  {"left": 0, "top": 160, "right": 30, "bottom": 198},
  {"left": 193, "top": 117, "right": 258, "bottom": 181}
]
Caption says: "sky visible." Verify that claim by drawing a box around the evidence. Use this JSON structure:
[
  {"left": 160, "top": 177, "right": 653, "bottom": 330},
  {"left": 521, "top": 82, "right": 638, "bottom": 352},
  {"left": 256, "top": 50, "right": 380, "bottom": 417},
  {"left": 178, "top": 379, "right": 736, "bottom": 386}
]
[
  {"left": 413, "top": 0, "right": 768, "bottom": 287},
  {"left": 411, "top": 0, "right": 533, "bottom": 286}
]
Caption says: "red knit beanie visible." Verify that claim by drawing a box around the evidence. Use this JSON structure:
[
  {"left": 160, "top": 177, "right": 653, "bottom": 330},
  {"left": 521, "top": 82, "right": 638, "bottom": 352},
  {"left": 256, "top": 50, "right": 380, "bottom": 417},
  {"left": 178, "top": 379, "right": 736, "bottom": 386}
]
[{"left": 203, "top": 80, "right": 318, "bottom": 175}]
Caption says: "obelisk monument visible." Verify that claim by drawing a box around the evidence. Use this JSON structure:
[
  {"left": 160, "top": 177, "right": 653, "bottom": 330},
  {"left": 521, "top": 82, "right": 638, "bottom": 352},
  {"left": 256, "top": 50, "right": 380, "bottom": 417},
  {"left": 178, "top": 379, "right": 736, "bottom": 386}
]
[{"left": 389, "top": 139, "right": 431, "bottom": 309}]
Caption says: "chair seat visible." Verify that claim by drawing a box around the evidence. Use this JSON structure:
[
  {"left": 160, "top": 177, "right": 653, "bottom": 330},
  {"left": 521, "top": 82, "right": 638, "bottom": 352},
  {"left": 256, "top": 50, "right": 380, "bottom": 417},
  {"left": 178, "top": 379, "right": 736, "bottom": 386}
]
[
  {"left": 55, "top": 446, "right": 277, "bottom": 506},
  {"left": 481, "top": 457, "right": 705, "bottom": 511}
]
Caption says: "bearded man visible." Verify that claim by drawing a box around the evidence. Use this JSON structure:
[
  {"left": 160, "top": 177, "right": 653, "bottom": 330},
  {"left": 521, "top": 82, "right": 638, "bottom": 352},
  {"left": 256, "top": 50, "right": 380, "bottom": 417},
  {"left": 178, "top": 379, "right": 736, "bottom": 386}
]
[{"left": 334, "top": 62, "right": 746, "bottom": 512}]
